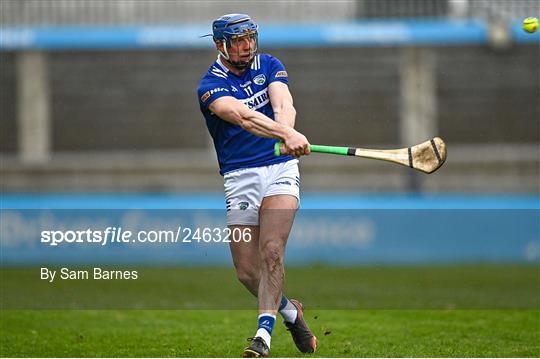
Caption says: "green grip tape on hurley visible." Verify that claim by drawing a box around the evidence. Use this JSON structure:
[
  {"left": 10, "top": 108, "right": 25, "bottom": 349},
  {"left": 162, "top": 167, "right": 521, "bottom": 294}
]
[
  {"left": 275, "top": 143, "right": 350, "bottom": 156},
  {"left": 310, "top": 144, "right": 350, "bottom": 155},
  {"left": 274, "top": 142, "right": 282, "bottom": 156}
]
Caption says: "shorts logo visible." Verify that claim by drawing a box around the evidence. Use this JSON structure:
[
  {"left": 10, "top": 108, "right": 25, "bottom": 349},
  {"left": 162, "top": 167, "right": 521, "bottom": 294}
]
[
  {"left": 238, "top": 201, "right": 250, "bottom": 210},
  {"left": 275, "top": 71, "right": 288, "bottom": 78},
  {"left": 200, "top": 91, "right": 210, "bottom": 103},
  {"left": 273, "top": 181, "right": 291, "bottom": 186},
  {"left": 253, "top": 74, "right": 266, "bottom": 85}
]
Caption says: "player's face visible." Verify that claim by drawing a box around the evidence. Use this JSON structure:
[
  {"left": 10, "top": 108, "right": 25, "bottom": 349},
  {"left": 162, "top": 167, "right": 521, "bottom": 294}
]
[{"left": 228, "top": 32, "right": 257, "bottom": 63}]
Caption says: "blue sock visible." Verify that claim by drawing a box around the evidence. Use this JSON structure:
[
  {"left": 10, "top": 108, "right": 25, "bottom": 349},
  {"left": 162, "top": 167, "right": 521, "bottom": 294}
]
[
  {"left": 279, "top": 295, "right": 288, "bottom": 311},
  {"left": 256, "top": 313, "right": 276, "bottom": 347},
  {"left": 258, "top": 314, "right": 276, "bottom": 335}
]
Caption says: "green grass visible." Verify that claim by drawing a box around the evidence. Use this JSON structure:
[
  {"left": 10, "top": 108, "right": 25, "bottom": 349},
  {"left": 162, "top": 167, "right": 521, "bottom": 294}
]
[
  {"left": 1, "top": 265, "right": 539, "bottom": 357},
  {"left": 1, "top": 309, "right": 538, "bottom": 357},
  {"left": 2, "top": 265, "right": 539, "bottom": 309}
]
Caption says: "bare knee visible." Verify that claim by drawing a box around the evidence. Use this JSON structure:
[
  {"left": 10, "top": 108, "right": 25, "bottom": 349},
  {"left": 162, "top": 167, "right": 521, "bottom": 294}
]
[
  {"left": 235, "top": 264, "right": 260, "bottom": 288},
  {"left": 261, "top": 240, "right": 284, "bottom": 270}
]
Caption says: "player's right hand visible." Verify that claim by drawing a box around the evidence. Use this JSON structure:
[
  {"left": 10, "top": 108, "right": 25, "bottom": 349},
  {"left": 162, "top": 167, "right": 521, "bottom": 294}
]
[{"left": 283, "top": 129, "right": 311, "bottom": 157}]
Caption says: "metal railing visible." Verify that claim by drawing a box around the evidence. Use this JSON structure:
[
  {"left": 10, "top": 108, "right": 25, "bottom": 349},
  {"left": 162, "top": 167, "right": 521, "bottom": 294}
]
[
  {"left": 0, "top": 0, "right": 357, "bottom": 25},
  {"left": 357, "top": 0, "right": 449, "bottom": 18},
  {"left": 2, "top": 0, "right": 536, "bottom": 26},
  {"left": 468, "top": 0, "right": 539, "bottom": 22}
]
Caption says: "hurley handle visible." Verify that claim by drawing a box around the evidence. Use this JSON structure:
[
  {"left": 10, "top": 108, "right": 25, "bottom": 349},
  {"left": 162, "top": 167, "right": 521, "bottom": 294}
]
[{"left": 274, "top": 142, "right": 351, "bottom": 156}]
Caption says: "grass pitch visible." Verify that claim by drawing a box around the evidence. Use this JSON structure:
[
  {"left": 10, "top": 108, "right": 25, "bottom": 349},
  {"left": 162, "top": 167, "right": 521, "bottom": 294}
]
[
  {"left": 2, "top": 309, "right": 538, "bottom": 357},
  {"left": 1, "top": 265, "right": 539, "bottom": 357}
]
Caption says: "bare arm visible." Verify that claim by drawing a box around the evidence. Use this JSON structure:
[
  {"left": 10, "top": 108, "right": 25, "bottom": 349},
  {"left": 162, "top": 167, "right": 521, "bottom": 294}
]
[
  {"left": 268, "top": 81, "right": 296, "bottom": 128},
  {"left": 209, "top": 96, "right": 310, "bottom": 156},
  {"left": 209, "top": 96, "right": 291, "bottom": 139}
]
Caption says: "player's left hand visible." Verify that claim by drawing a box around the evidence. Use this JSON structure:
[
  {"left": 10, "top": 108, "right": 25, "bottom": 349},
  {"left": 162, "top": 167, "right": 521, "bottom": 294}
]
[{"left": 283, "top": 129, "right": 310, "bottom": 157}]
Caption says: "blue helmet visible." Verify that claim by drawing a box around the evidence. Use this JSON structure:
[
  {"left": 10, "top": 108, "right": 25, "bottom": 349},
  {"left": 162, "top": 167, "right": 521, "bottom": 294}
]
[
  {"left": 212, "top": 14, "right": 258, "bottom": 43},
  {"left": 211, "top": 14, "right": 258, "bottom": 69}
]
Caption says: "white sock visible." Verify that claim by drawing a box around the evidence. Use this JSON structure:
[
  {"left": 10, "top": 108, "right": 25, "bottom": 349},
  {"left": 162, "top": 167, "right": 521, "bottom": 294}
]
[
  {"left": 279, "top": 298, "right": 298, "bottom": 323},
  {"left": 255, "top": 327, "right": 272, "bottom": 348}
]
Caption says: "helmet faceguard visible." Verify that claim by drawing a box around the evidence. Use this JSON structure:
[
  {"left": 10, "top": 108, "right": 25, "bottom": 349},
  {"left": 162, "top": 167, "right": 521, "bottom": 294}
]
[{"left": 211, "top": 14, "right": 259, "bottom": 70}]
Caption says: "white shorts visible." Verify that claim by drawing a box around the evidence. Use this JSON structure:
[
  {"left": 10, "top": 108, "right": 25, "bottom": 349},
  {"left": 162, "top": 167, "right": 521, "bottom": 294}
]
[{"left": 224, "top": 159, "right": 300, "bottom": 226}]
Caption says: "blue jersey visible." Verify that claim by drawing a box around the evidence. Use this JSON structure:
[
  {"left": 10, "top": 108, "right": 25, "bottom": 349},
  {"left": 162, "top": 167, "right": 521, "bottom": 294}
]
[{"left": 197, "top": 53, "right": 294, "bottom": 175}]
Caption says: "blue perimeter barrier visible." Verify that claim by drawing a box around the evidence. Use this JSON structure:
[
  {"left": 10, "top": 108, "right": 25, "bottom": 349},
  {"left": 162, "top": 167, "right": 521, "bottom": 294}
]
[
  {"left": 1, "top": 19, "right": 538, "bottom": 50},
  {"left": 1, "top": 193, "right": 539, "bottom": 265},
  {"left": 1, "top": 192, "right": 538, "bottom": 209}
]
